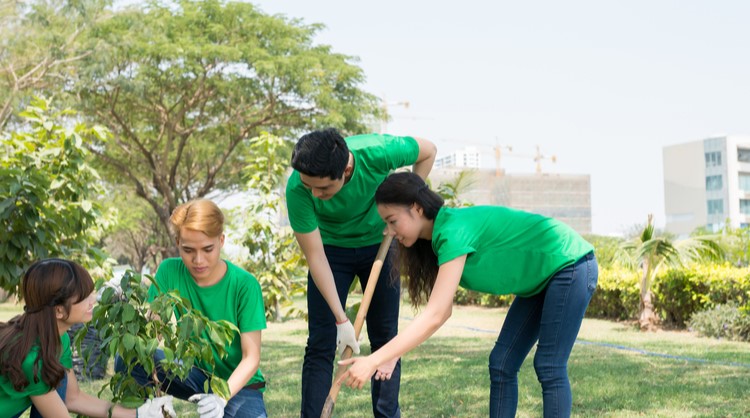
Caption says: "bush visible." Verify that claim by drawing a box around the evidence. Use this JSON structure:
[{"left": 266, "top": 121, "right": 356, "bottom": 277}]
[
  {"left": 453, "top": 263, "right": 750, "bottom": 330},
  {"left": 453, "top": 288, "right": 513, "bottom": 307},
  {"left": 586, "top": 267, "right": 640, "bottom": 320},
  {"left": 688, "top": 304, "right": 750, "bottom": 342},
  {"left": 654, "top": 264, "right": 750, "bottom": 327}
]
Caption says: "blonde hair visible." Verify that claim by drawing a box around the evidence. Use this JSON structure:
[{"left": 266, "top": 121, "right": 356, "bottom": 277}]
[{"left": 169, "top": 199, "right": 224, "bottom": 241}]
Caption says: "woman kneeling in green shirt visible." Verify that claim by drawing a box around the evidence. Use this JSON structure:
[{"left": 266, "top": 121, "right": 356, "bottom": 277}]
[
  {"left": 340, "top": 172, "right": 598, "bottom": 418},
  {"left": 0, "top": 259, "right": 175, "bottom": 418}
]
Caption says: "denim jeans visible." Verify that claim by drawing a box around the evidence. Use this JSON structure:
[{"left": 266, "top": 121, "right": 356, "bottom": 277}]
[
  {"left": 489, "top": 252, "right": 598, "bottom": 418},
  {"left": 115, "top": 350, "right": 267, "bottom": 418},
  {"left": 301, "top": 242, "right": 402, "bottom": 418},
  {"left": 11, "top": 372, "right": 67, "bottom": 418}
]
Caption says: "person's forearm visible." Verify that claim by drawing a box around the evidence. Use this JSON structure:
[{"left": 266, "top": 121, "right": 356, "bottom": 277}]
[
  {"left": 412, "top": 137, "right": 437, "bottom": 179},
  {"left": 227, "top": 357, "right": 261, "bottom": 397},
  {"left": 67, "top": 392, "right": 136, "bottom": 418},
  {"left": 413, "top": 159, "right": 435, "bottom": 179},
  {"left": 308, "top": 259, "right": 347, "bottom": 321},
  {"left": 370, "top": 306, "right": 449, "bottom": 366},
  {"left": 296, "top": 231, "right": 347, "bottom": 321}
]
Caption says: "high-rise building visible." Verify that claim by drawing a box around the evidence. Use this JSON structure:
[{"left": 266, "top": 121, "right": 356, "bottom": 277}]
[
  {"left": 663, "top": 135, "right": 750, "bottom": 235},
  {"left": 434, "top": 146, "right": 481, "bottom": 169}
]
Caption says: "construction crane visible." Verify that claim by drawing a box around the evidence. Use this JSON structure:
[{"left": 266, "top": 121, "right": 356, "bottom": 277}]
[
  {"left": 436, "top": 138, "right": 557, "bottom": 175},
  {"left": 532, "top": 145, "right": 557, "bottom": 174},
  {"left": 506, "top": 145, "right": 557, "bottom": 174},
  {"left": 379, "top": 97, "right": 410, "bottom": 133},
  {"left": 491, "top": 139, "right": 556, "bottom": 175},
  {"left": 493, "top": 139, "right": 512, "bottom": 177}
]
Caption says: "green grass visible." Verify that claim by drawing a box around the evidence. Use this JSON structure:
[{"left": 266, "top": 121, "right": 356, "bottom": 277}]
[{"left": 3, "top": 302, "right": 749, "bottom": 417}]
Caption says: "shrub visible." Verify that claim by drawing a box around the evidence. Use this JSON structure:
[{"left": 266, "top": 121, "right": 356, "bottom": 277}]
[
  {"left": 688, "top": 304, "right": 750, "bottom": 342},
  {"left": 88, "top": 271, "right": 236, "bottom": 404},
  {"left": 453, "top": 288, "right": 513, "bottom": 307},
  {"left": 586, "top": 267, "right": 640, "bottom": 320},
  {"left": 654, "top": 264, "right": 750, "bottom": 327}
]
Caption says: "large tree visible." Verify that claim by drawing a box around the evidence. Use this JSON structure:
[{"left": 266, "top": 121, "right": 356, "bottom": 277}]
[
  {"left": 0, "top": 0, "right": 107, "bottom": 128},
  {"left": 101, "top": 186, "right": 171, "bottom": 273},
  {"left": 75, "top": 0, "right": 382, "bottom": 244}
]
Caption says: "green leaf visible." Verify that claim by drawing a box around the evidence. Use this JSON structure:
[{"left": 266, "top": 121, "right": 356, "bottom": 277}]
[
  {"left": 122, "top": 304, "right": 136, "bottom": 322},
  {"left": 123, "top": 334, "right": 136, "bottom": 351}
]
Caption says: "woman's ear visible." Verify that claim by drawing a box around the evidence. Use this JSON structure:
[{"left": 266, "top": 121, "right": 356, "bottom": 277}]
[
  {"left": 55, "top": 306, "right": 65, "bottom": 319},
  {"left": 413, "top": 203, "right": 425, "bottom": 216}
]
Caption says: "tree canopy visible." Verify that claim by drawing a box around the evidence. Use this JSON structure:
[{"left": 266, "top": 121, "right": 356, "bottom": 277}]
[
  {"left": 0, "top": 0, "right": 107, "bottom": 128},
  {"left": 75, "top": 0, "right": 382, "bottom": 243}
]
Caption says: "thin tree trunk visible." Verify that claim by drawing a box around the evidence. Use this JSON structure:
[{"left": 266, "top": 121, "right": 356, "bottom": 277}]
[{"left": 639, "top": 260, "right": 658, "bottom": 330}]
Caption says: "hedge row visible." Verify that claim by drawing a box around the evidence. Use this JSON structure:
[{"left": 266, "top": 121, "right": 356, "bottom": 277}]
[
  {"left": 589, "top": 264, "right": 750, "bottom": 327},
  {"left": 453, "top": 264, "right": 750, "bottom": 329}
]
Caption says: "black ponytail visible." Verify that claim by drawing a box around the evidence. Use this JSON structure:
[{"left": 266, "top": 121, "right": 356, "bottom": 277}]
[{"left": 376, "top": 172, "right": 444, "bottom": 306}]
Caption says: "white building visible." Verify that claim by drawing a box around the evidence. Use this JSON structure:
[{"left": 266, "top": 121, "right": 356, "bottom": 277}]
[
  {"left": 663, "top": 135, "right": 750, "bottom": 235},
  {"left": 434, "top": 146, "right": 482, "bottom": 169}
]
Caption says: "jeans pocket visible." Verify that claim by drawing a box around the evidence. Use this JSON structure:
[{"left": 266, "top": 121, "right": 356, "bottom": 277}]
[{"left": 586, "top": 254, "right": 599, "bottom": 292}]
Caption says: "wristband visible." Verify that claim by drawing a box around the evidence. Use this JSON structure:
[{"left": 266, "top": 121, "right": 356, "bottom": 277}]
[{"left": 335, "top": 318, "right": 348, "bottom": 325}]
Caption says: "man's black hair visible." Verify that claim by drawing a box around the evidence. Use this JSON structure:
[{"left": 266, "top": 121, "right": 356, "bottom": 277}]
[{"left": 291, "top": 128, "right": 350, "bottom": 179}]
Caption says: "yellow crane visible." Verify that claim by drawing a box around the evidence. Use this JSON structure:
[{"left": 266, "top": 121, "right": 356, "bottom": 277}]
[
  {"left": 493, "top": 142, "right": 556, "bottom": 176},
  {"left": 379, "top": 97, "right": 410, "bottom": 133},
  {"left": 437, "top": 138, "right": 557, "bottom": 175}
]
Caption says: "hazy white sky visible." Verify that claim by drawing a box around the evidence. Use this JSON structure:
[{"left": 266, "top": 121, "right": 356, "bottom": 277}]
[{"left": 252, "top": 0, "right": 750, "bottom": 235}]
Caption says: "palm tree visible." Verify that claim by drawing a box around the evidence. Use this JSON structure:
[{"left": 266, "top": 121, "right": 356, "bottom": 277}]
[
  {"left": 618, "top": 214, "right": 724, "bottom": 330},
  {"left": 434, "top": 169, "right": 477, "bottom": 208}
]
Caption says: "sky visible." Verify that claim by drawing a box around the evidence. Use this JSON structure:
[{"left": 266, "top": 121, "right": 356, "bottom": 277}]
[{"left": 251, "top": 0, "right": 750, "bottom": 235}]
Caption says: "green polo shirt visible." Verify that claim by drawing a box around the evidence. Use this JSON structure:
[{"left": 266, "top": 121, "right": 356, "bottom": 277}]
[
  {"left": 432, "top": 206, "right": 594, "bottom": 297},
  {"left": 286, "top": 133, "right": 419, "bottom": 247},
  {"left": 148, "top": 258, "right": 266, "bottom": 389},
  {"left": 0, "top": 333, "right": 73, "bottom": 416}
]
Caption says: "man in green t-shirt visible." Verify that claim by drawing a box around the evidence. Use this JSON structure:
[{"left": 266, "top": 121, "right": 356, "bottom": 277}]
[
  {"left": 115, "top": 199, "right": 268, "bottom": 418},
  {"left": 286, "top": 128, "right": 436, "bottom": 417}
]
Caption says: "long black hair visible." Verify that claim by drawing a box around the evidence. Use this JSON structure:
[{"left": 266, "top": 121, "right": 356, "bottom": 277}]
[
  {"left": 0, "top": 259, "right": 94, "bottom": 391},
  {"left": 375, "top": 172, "right": 444, "bottom": 306}
]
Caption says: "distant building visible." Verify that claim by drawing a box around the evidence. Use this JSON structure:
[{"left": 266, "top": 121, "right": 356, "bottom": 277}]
[
  {"left": 664, "top": 135, "right": 750, "bottom": 235},
  {"left": 430, "top": 168, "right": 592, "bottom": 235},
  {"left": 434, "top": 146, "right": 481, "bottom": 169}
]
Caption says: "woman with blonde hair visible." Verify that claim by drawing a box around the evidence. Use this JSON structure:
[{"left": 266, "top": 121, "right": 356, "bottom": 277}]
[
  {"left": 116, "top": 199, "right": 268, "bottom": 418},
  {"left": 0, "top": 258, "right": 175, "bottom": 417}
]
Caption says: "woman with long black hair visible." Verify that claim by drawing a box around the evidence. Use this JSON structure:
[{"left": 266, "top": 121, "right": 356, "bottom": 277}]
[
  {"left": 0, "top": 258, "right": 175, "bottom": 418},
  {"left": 340, "top": 172, "right": 598, "bottom": 418}
]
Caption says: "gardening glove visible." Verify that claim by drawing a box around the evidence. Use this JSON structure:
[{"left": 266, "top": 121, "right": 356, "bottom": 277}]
[
  {"left": 189, "top": 393, "right": 227, "bottom": 418},
  {"left": 336, "top": 318, "right": 360, "bottom": 355},
  {"left": 96, "top": 279, "right": 123, "bottom": 302},
  {"left": 136, "top": 395, "right": 177, "bottom": 418}
]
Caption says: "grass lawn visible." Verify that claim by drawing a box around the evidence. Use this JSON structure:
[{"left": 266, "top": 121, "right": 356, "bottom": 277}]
[{"left": 2, "top": 301, "right": 749, "bottom": 417}]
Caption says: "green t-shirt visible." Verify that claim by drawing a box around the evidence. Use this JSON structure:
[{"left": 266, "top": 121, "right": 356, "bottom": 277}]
[
  {"left": 0, "top": 333, "right": 73, "bottom": 416},
  {"left": 148, "top": 258, "right": 267, "bottom": 388},
  {"left": 432, "top": 206, "right": 594, "bottom": 297},
  {"left": 286, "top": 133, "right": 420, "bottom": 247}
]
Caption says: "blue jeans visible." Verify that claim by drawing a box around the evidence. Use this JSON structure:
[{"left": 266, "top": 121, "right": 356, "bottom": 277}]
[
  {"left": 301, "top": 242, "right": 401, "bottom": 418},
  {"left": 11, "top": 373, "right": 67, "bottom": 418},
  {"left": 115, "top": 350, "right": 267, "bottom": 418},
  {"left": 489, "top": 252, "right": 598, "bottom": 418}
]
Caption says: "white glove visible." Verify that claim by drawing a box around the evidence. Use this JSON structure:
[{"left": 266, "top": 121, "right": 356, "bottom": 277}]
[
  {"left": 96, "top": 280, "right": 123, "bottom": 302},
  {"left": 136, "top": 395, "right": 177, "bottom": 418},
  {"left": 336, "top": 318, "right": 360, "bottom": 355},
  {"left": 188, "top": 393, "right": 227, "bottom": 418}
]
